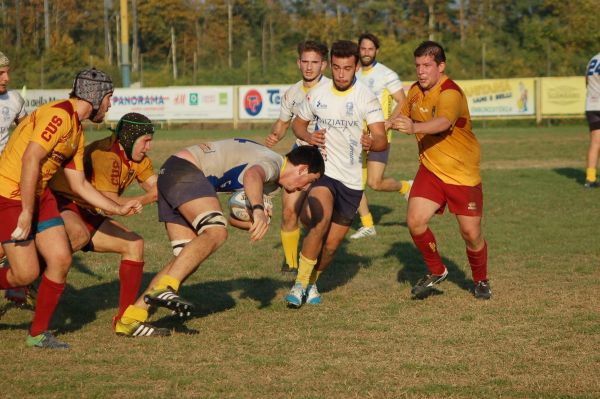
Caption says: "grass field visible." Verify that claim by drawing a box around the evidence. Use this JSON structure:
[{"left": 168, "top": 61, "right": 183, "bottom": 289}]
[{"left": 1, "top": 124, "right": 599, "bottom": 398}]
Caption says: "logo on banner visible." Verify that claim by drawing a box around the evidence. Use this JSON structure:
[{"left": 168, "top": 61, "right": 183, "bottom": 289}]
[
  {"left": 190, "top": 93, "right": 199, "bottom": 105},
  {"left": 244, "top": 89, "right": 263, "bottom": 116}
]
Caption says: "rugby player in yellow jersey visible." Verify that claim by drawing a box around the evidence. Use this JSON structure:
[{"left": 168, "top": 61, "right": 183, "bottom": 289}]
[
  {"left": 49, "top": 112, "right": 163, "bottom": 337},
  {"left": 0, "top": 68, "right": 142, "bottom": 349},
  {"left": 264, "top": 40, "right": 329, "bottom": 275},
  {"left": 351, "top": 33, "right": 412, "bottom": 240},
  {"left": 391, "top": 41, "right": 491, "bottom": 300}
]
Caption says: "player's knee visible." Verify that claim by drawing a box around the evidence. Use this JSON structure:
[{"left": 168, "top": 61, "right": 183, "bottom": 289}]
[
  {"left": 125, "top": 235, "right": 144, "bottom": 259},
  {"left": 367, "top": 177, "right": 383, "bottom": 191},
  {"left": 10, "top": 264, "right": 40, "bottom": 286},
  {"left": 281, "top": 206, "right": 298, "bottom": 229},
  {"left": 406, "top": 214, "right": 427, "bottom": 235},
  {"left": 460, "top": 228, "right": 482, "bottom": 247},
  {"left": 68, "top": 228, "right": 92, "bottom": 252},
  {"left": 203, "top": 226, "right": 228, "bottom": 248}
]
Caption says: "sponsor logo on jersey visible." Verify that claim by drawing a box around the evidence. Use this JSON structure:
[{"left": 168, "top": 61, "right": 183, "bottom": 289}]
[
  {"left": 244, "top": 89, "right": 263, "bottom": 116},
  {"left": 345, "top": 102, "right": 354, "bottom": 116},
  {"left": 316, "top": 116, "right": 360, "bottom": 128},
  {"left": 316, "top": 100, "right": 327, "bottom": 109},
  {"left": 468, "top": 202, "right": 477, "bottom": 211}
]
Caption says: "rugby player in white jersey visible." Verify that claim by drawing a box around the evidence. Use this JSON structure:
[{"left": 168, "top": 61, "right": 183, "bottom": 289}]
[
  {"left": 584, "top": 51, "right": 600, "bottom": 187},
  {"left": 116, "top": 140, "right": 324, "bottom": 332},
  {"left": 284, "top": 40, "right": 388, "bottom": 307},
  {"left": 0, "top": 50, "right": 29, "bottom": 306},
  {"left": 351, "top": 33, "right": 412, "bottom": 239},
  {"left": 265, "top": 40, "right": 330, "bottom": 275}
]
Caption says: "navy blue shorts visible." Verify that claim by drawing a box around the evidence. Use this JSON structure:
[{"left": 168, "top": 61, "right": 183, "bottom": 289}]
[
  {"left": 367, "top": 145, "right": 390, "bottom": 164},
  {"left": 311, "top": 175, "right": 362, "bottom": 226},
  {"left": 586, "top": 111, "right": 600, "bottom": 131},
  {"left": 157, "top": 156, "right": 217, "bottom": 227}
]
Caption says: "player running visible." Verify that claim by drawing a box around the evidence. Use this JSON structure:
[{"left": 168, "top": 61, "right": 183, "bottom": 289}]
[
  {"left": 265, "top": 40, "right": 330, "bottom": 275},
  {"left": 284, "top": 40, "right": 388, "bottom": 307},
  {"left": 116, "top": 140, "right": 324, "bottom": 332},
  {"left": 0, "top": 68, "right": 142, "bottom": 349},
  {"left": 351, "top": 33, "right": 412, "bottom": 240},
  {"left": 391, "top": 41, "right": 491, "bottom": 300},
  {"left": 49, "top": 112, "right": 159, "bottom": 337}
]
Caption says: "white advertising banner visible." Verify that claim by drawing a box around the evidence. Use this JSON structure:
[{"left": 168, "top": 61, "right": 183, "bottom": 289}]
[
  {"left": 107, "top": 86, "right": 234, "bottom": 121},
  {"left": 238, "top": 85, "right": 291, "bottom": 120},
  {"left": 23, "top": 89, "right": 70, "bottom": 114}
]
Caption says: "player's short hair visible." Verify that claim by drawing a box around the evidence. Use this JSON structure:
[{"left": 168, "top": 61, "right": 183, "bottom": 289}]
[
  {"left": 297, "top": 40, "right": 328, "bottom": 60},
  {"left": 414, "top": 41, "right": 446, "bottom": 65},
  {"left": 358, "top": 33, "right": 380, "bottom": 49},
  {"left": 0, "top": 51, "right": 9, "bottom": 68},
  {"left": 330, "top": 40, "right": 360, "bottom": 65},
  {"left": 286, "top": 145, "right": 325, "bottom": 176}
]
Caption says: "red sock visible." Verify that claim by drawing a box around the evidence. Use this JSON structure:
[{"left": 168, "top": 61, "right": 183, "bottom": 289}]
[
  {"left": 115, "top": 260, "right": 144, "bottom": 321},
  {"left": 411, "top": 228, "right": 446, "bottom": 275},
  {"left": 30, "top": 274, "right": 65, "bottom": 337},
  {"left": 0, "top": 266, "right": 14, "bottom": 289},
  {"left": 467, "top": 241, "right": 488, "bottom": 283}
]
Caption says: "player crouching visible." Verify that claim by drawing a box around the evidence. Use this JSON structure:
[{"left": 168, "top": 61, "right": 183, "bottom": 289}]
[
  {"left": 117, "top": 139, "right": 324, "bottom": 331},
  {"left": 49, "top": 112, "right": 166, "bottom": 337}
]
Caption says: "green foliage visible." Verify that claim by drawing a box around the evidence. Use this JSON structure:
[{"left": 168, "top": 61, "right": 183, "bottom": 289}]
[{"left": 2, "top": 0, "right": 598, "bottom": 88}]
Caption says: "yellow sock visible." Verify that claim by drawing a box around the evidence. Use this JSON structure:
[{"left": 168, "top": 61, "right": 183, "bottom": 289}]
[
  {"left": 154, "top": 274, "right": 181, "bottom": 292},
  {"left": 399, "top": 180, "right": 411, "bottom": 195},
  {"left": 586, "top": 168, "right": 597, "bottom": 182},
  {"left": 281, "top": 228, "right": 300, "bottom": 269},
  {"left": 296, "top": 253, "right": 317, "bottom": 289},
  {"left": 121, "top": 305, "right": 148, "bottom": 324},
  {"left": 308, "top": 269, "right": 322, "bottom": 285},
  {"left": 360, "top": 213, "right": 374, "bottom": 229}
]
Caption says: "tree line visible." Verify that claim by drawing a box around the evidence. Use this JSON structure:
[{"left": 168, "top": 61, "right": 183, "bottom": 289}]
[{"left": 2, "top": 0, "right": 599, "bottom": 89}]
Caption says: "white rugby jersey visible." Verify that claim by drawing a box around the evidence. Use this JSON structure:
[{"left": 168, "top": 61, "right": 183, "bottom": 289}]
[
  {"left": 356, "top": 61, "right": 403, "bottom": 119},
  {"left": 186, "top": 138, "right": 283, "bottom": 194},
  {"left": 279, "top": 75, "right": 331, "bottom": 146},
  {"left": 297, "top": 79, "right": 384, "bottom": 190},
  {"left": 586, "top": 52, "right": 600, "bottom": 111},
  {"left": 0, "top": 90, "right": 26, "bottom": 153}
]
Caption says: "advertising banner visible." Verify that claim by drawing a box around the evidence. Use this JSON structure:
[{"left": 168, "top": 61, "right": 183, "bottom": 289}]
[
  {"left": 23, "top": 89, "right": 70, "bottom": 114},
  {"left": 238, "top": 85, "right": 291, "bottom": 120},
  {"left": 456, "top": 78, "right": 535, "bottom": 117},
  {"left": 540, "top": 77, "right": 585, "bottom": 115},
  {"left": 107, "top": 86, "right": 234, "bottom": 121}
]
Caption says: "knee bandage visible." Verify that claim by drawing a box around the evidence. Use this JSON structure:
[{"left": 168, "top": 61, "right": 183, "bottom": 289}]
[
  {"left": 192, "top": 211, "right": 227, "bottom": 234},
  {"left": 170, "top": 239, "right": 192, "bottom": 256}
]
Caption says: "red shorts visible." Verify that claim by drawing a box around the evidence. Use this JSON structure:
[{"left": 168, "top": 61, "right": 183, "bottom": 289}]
[
  {"left": 409, "top": 165, "right": 483, "bottom": 216},
  {"left": 55, "top": 194, "right": 107, "bottom": 234},
  {"left": 0, "top": 188, "right": 64, "bottom": 243}
]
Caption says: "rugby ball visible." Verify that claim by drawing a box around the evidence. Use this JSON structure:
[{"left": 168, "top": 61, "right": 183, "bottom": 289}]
[{"left": 228, "top": 191, "right": 273, "bottom": 222}]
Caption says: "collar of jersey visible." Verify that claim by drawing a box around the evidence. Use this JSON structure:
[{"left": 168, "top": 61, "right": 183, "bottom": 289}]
[
  {"left": 360, "top": 61, "right": 378, "bottom": 75},
  {"left": 302, "top": 74, "right": 323, "bottom": 93},
  {"left": 331, "top": 77, "right": 356, "bottom": 96}
]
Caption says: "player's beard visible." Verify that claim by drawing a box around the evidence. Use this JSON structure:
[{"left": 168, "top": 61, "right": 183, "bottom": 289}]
[
  {"left": 360, "top": 56, "right": 375, "bottom": 67},
  {"left": 333, "top": 77, "right": 353, "bottom": 92},
  {"left": 303, "top": 73, "right": 319, "bottom": 83}
]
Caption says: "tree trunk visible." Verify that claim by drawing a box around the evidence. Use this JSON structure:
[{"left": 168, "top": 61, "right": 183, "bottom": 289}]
[
  {"left": 44, "top": 0, "right": 50, "bottom": 50},
  {"left": 459, "top": 0, "right": 465, "bottom": 47},
  {"left": 132, "top": 0, "right": 139, "bottom": 74},
  {"left": 15, "top": 0, "right": 21, "bottom": 51}
]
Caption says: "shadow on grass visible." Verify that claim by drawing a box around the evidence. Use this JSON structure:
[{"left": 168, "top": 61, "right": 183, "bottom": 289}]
[
  {"left": 316, "top": 240, "right": 371, "bottom": 294},
  {"left": 554, "top": 167, "right": 585, "bottom": 185},
  {"left": 385, "top": 241, "right": 472, "bottom": 298}
]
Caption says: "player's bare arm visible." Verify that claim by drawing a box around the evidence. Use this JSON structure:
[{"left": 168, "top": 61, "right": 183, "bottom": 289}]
[
  {"left": 366, "top": 121, "right": 388, "bottom": 152},
  {"left": 242, "top": 164, "right": 270, "bottom": 241},
  {"left": 266, "top": 119, "right": 291, "bottom": 148},
  {"left": 12, "top": 142, "right": 47, "bottom": 240},
  {"left": 386, "top": 89, "right": 407, "bottom": 129},
  {"left": 63, "top": 168, "right": 142, "bottom": 216},
  {"left": 292, "top": 116, "right": 325, "bottom": 147},
  {"left": 102, "top": 175, "right": 157, "bottom": 206},
  {"left": 392, "top": 115, "right": 451, "bottom": 135}
]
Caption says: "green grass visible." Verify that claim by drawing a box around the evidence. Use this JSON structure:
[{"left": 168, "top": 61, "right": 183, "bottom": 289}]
[{"left": 1, "top": 125, "right": 599, "bottom": 398}]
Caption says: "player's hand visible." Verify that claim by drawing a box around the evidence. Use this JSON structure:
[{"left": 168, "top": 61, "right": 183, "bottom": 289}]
[
  {"left": 308, "top": 128, "right": 326, "bottom": 147},
  {"left": 391, "top": 115, "right": 415, "bottom": 134},
  {"left": 11, "top": 210, "right": 33, "bottom": 241},
  {"left": 265, "top": 132, "right": 280, "bottom": 148},
  {"left": 384, "top": 120, "right": 392, "bottom": 131},
  {"left": 361, "top": 129, "right": 372, "bottom": 151},
  {"left": 117, "top": 200, "right": 143, "bottom": 216},
  {"left": 249, "top": 209, "right": 270, "bottom": 242}
]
